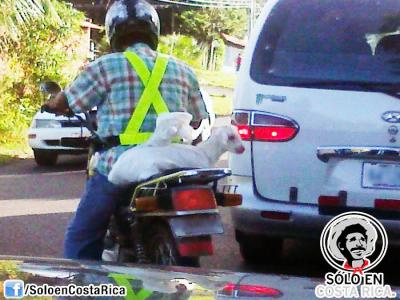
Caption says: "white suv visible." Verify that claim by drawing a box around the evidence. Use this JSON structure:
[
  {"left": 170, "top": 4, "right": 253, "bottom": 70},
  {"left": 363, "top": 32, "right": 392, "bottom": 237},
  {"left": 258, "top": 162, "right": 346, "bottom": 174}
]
[{"left": 230, "top": 0, "right": 400, "bottom": 263}]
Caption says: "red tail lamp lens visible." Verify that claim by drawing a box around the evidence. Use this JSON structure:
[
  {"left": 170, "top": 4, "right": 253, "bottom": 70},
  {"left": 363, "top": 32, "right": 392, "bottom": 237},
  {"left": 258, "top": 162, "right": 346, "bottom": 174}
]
[
  {"left": 172, "top": 189, "right": 217, "bottom": 211},
  {"left": 261, "top": 211, "right": 291, "bottom": 220},
  {"left": 375, "top": 199, "right": 400, "bottom": 211},
  {"left": 318, "top": 196, "right": 341, "bottom": 206},
  {"left": 221, "top": 283, "right": 282, "bottom": 297},
  {"left": 236, "top": 125, "right": 252, "bottom": 140},
  {"left": 178, "top": 237, "right": 213, "bottom": 257},
  {"left": 253, "top": 126, "right": 298, "bottom": 142}
]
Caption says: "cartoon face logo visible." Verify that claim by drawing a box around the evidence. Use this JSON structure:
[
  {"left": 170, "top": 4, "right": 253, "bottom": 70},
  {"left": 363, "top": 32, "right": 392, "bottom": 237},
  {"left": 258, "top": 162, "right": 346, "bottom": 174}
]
[{"left": 320, "top": 212, "right": 388, "bottom": 274}]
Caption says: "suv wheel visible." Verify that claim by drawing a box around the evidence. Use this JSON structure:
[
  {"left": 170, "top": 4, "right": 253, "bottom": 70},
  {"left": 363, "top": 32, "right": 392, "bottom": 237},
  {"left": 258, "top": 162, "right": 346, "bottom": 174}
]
[
  {"left": 236, "top": 230, "right": 283, "bottom": 264},
  {"left": 33, "top": 149, "right": 58, "bottom": 166}
]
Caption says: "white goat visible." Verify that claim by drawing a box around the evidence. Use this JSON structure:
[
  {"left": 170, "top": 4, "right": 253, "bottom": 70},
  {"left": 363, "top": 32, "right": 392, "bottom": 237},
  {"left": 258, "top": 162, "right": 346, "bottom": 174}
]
[
  {"left": 89, "top": 112, "right": 193, "bottom": 174},
  {"left": 144, "top": 112, "right": 193, "bottom": 146},
  {"left": 108, "top": 126, "right": 245, "bottom": 186}
]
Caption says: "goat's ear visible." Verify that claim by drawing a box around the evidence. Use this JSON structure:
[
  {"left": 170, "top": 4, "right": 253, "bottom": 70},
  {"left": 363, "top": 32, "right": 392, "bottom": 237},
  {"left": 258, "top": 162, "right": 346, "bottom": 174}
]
[
  {"left": 219, "top": 128, "right": 230, "bottom": 146},
  {"left": 167, "top": 126, "right": 178, "bottom": 136},
  {"left": 228, "top": 135, "right": 236, "bottom": 141}
]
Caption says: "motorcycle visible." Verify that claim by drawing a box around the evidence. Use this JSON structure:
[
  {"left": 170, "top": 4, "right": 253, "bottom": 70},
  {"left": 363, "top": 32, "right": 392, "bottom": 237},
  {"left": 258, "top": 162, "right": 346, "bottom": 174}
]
[
  {"left": 102, "top": 167, "right": 242, "bottom": 267},
  {"left": 40, "top": 81, "right": 242, "bottom": 267}
]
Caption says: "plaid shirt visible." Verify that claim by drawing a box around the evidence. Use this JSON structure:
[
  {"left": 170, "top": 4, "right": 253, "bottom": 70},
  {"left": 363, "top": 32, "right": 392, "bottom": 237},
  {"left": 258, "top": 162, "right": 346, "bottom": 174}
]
[{"left": 64, "top": 43, "right": 208, "bottom": 176}]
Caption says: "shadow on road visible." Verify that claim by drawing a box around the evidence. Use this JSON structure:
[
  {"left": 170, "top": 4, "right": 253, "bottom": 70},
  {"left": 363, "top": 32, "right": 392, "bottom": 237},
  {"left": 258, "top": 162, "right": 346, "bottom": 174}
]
[
  {"left": 0, "top": 212, "right": 72, "bottom": 258},
  {"left": 0, "top": 155, "right": 87, "bottom": 201},
  {"left": 31, "top": 155, "right": 88, "bottom": 174}
]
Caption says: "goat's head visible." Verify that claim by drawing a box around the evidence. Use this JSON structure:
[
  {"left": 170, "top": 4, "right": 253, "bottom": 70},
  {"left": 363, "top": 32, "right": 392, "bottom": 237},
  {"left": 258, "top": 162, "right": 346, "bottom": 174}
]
[
  {"left": 155, "top": 112, "right": 193, "bottom": 144},
  {"left": 212, "top": 126, "right": 245, "bottom": 154}
]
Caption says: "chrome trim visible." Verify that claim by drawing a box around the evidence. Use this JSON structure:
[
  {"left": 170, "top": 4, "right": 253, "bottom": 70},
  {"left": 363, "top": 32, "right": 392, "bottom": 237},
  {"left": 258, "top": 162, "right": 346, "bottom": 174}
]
[
  {"left": 232, "top": 109, "right": 299, "bottom": 128},
  {"left": 134, "top": 209, "right": 219, "bottom": 217},
  {"left": 132, "top": 168, "right": 231, "bottom": 196},
  {"left": 130, "top": 168, "right": 232, "bottom": 208},
  {"left": 382, "top": 111, "right": 400, "bottom": 123},
  {"left": 251, "top": 111, "right": 299, "bottom": 128},
  {"left": 317, "top": 146, "right": 400, "bottom": 162}
]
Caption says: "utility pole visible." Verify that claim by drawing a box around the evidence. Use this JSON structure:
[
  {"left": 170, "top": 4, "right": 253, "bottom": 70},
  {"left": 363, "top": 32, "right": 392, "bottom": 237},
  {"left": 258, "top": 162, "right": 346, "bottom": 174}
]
[{"left": 249, "top": 0, "right": 256, "bottom": 36}]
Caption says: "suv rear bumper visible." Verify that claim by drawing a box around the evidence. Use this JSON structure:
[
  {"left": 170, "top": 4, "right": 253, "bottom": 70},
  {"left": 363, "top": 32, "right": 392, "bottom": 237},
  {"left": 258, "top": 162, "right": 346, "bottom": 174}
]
[{"left": 230, "top": 175, "right": 400, "bottom": 245}]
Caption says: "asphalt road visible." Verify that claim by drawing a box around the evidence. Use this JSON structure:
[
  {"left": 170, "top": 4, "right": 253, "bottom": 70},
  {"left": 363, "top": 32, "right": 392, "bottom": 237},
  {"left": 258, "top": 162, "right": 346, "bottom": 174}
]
[
  {"left": 1, "top": 117, "right": 399, "bottom": 286},
  {"left": 0, "top": 154, "right": 324, "bottom": 273}
]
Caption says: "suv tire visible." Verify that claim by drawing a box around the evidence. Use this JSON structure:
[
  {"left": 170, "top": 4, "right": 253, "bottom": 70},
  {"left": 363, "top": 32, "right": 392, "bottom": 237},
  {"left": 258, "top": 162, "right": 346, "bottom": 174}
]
[
  {"left": 33, "top": 149, "right": 58, "bottom": 166},
  {"left": 236, "top": 230, "right": 283, "bottom": 264}
]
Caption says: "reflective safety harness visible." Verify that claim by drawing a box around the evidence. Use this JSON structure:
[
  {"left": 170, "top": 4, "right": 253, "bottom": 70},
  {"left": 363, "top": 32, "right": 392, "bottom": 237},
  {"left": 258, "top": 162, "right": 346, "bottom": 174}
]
[{"left": 118, "top": 51, "right": 170, "bottom": 145}]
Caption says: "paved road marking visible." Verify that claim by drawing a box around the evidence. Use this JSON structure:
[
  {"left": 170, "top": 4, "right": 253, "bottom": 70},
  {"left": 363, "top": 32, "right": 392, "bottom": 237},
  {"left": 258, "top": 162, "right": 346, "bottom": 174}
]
[{"left": 0, "top": 199, "right": 79, "bottom": 217}]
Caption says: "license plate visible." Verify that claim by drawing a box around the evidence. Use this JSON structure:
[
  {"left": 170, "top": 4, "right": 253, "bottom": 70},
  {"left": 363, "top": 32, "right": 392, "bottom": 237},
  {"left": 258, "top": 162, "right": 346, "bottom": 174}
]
[{"left": 362, "top": 162, "right": 400, "bottom": 190}]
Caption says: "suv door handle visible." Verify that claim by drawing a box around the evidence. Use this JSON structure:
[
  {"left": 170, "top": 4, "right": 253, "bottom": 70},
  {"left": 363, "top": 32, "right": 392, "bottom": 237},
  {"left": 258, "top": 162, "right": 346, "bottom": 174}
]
[{"left": 317, "top": 146, "right": 400, "bottom": 162}]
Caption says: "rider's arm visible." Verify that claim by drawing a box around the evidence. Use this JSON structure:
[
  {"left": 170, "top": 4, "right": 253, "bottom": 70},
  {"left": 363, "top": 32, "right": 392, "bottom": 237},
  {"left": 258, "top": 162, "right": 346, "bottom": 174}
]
[{"left": 63, "top": 60, "right": 107, "bottom": 113}]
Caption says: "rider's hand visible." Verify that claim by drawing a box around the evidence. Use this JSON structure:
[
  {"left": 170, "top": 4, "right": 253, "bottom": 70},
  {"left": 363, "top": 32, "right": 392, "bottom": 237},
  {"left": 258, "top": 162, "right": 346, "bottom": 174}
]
[
  {"left": 41, "top": 92, "right": 74, "bottom": 116},
  {"left": 41, "top": 103, "right": 56, "bottom": 114}
]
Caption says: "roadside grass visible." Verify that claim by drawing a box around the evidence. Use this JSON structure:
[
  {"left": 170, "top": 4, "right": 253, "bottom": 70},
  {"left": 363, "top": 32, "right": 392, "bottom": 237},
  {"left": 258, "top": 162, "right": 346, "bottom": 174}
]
[
  {"left": 211, "top": 95, "right": 233, "bottom": 116},
  {"left": 0, "top": 131, "right": 32, "bottom": 165},
  {"left": 196, "top": 69, "right": 236, "bottom": 117},
  {"left": 195, "top": 69, "right": 237, "bottom": 89}
]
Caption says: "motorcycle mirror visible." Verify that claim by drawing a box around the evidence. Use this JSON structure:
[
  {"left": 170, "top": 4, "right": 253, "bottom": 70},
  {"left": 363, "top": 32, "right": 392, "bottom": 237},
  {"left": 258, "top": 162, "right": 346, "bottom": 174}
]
[{"left": 39, "top": 81, "right": 62, "bottom": 96}]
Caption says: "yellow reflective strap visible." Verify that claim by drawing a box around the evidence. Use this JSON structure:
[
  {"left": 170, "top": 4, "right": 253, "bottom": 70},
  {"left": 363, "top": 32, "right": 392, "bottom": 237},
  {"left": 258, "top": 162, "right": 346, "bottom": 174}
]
[
  {"left": 121, "top": 132, "right": 152, "bottom": 145},
  {"left": 119, "top": 52, "right": 170, "bottom": 145},
  {"left": 123, "top": 51, "right": 151, "bottom": 84}
]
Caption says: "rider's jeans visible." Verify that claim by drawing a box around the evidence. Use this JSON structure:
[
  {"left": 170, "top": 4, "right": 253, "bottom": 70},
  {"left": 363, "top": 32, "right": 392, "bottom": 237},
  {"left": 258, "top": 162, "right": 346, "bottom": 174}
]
[{"left": 64, "top": 173, "right": 125, "bottom": 260}]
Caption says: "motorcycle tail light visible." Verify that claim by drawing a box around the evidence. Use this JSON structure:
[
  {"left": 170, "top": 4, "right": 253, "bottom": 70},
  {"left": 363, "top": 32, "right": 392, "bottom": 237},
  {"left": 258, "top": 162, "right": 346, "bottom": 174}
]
[
  {"left": 135, "top": 196, "right": 159, "bottom": 212},
  {"left": 178, "top": 236, "right": 213, "bottom": 257},
  {"left": 172, "top": 188, "right": 217, "bottom": 211}
]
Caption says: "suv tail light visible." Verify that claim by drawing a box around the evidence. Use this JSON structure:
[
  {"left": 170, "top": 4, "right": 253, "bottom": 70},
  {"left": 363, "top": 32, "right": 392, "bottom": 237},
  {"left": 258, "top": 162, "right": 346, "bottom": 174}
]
[{"left": 232, "top": 110, "right": 299, "bottom": 142}]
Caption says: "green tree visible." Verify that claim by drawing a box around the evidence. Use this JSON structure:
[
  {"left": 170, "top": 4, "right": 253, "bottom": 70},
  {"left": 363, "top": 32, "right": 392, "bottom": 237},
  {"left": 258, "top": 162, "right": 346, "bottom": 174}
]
[
  {"left": 0, "top": 0, "right": 60, "bottom": 44},
  {"left": 177, "top": 8, "right": 246, "bottom": 69},
  {"left": 178, "top": 8, "right": 247, "bottom": 45},
  {"left": 0, "top": 0, "right": 86, "bottom": 144},
  {"left": 158, "top": 34, "right": 203, "bottom": 68}
]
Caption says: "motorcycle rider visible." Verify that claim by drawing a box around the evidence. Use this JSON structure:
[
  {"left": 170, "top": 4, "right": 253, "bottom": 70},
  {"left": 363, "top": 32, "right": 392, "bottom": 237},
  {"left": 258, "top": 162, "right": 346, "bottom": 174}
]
[{"left": 43, "top": 0, "right": 208, "bottom": 260}]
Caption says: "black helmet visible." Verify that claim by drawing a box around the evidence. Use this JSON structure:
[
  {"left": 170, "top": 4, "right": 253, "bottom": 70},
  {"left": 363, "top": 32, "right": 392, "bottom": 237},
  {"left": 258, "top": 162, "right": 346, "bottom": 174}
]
[{"left": 105, "top": 0, "right": 160, "bottom": 52}]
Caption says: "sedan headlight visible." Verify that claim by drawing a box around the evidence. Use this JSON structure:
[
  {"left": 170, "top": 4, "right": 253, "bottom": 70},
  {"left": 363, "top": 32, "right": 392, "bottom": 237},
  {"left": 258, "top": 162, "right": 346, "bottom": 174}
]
[{"left": 34, "top": 119, "right": 62, "bottom": 128}]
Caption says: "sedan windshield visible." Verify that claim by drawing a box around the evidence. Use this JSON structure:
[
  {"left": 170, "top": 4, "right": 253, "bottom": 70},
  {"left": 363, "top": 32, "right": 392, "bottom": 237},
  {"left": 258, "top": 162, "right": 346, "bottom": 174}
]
[{"left": 251, "top": 0, "right": 400, "bottom": 90}]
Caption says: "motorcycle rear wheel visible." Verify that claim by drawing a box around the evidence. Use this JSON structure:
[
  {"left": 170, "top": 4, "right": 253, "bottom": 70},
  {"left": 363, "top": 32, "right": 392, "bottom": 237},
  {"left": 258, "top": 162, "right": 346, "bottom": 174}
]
[{"left": 145, "top": 225, "right": 199, "bottom": 267}]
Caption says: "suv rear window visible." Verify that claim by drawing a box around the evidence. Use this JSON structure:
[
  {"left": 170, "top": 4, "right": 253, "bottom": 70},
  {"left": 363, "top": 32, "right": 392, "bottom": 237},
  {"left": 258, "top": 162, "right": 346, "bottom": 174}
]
[{"left": 250, "top": 0, "right": 400, "bottom": 91}]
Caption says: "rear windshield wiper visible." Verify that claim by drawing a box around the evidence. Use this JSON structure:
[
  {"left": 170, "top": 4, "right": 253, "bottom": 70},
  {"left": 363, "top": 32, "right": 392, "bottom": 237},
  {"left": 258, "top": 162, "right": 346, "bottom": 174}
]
[{"left": 290, "top": 80, "right": 400, "bottom": 99}]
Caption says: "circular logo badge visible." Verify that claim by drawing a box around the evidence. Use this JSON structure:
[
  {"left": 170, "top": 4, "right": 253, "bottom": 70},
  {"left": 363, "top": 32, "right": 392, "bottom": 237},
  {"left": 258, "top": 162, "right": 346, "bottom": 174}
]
[{"left": 320, "top": 212, "right": 388, "bottom": 273}]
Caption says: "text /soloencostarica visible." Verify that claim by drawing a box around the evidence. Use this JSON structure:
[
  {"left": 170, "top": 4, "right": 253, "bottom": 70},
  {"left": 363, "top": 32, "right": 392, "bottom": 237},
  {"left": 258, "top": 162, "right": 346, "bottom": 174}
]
[{"left": 24, "top": 283, "right": 127, "bottom": 297}]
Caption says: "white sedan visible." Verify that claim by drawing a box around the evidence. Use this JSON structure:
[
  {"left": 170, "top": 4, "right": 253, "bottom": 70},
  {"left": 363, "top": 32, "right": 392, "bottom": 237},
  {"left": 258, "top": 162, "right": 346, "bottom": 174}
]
[{"left": 28, "top": 112, "right": 92, "bottom": 166}]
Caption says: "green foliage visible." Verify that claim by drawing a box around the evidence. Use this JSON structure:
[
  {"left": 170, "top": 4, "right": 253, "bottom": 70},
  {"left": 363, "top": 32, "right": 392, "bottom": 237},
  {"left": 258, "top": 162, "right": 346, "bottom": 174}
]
[
  {"left": 158, "top": 34, "right": 203, "bottom": 68},
  {"left": 158, "top": 34, "right": 225, "bottom": 71},
  {"left": 0, "top": 0, "right": 86, "bottom": 145},
  {"left": 177, "top": 8, "right": 247, "bottom": 45},
  {"left": 0, "top": 0, "right": 61, "bottom": 45},
  {"left": 176, "top": 8, "right": 245, "bottom": 70}
]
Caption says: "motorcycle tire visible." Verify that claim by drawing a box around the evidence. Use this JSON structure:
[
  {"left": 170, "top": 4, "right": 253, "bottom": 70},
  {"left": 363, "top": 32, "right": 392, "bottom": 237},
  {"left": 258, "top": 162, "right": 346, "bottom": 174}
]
[{"left": 145, "top": 225, "right": 199, "bottom": 267}]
